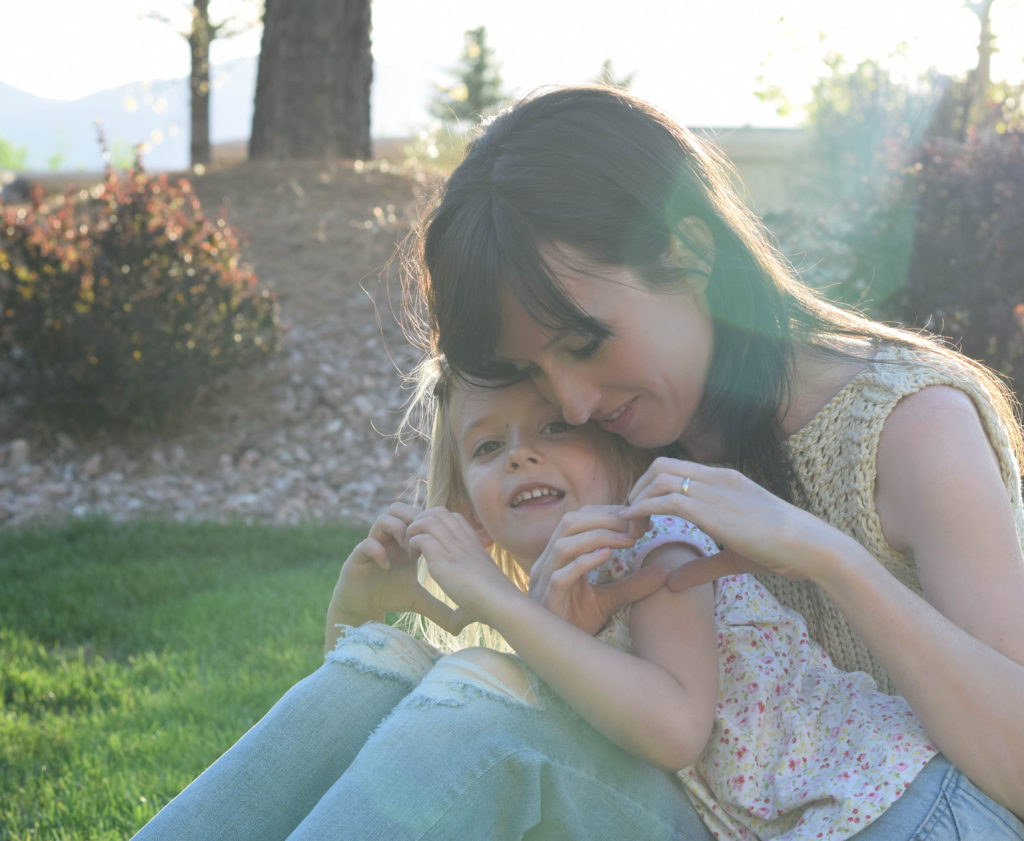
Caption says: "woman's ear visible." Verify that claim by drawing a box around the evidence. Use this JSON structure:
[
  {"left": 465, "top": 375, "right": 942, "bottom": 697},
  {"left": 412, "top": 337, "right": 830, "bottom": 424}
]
[{"left": 671, "top": 216, "right": 715, "bottom": 286}]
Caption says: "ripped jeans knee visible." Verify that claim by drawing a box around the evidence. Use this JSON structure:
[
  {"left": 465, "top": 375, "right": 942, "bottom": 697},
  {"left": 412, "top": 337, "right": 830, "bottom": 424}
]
[
  {"left": 326, "top": 624, "right": 543, "bottom": 709},
  {"left": 409, "top": 647, "right": 544, "bottom": 709},
  {"left": 325, "top": 622, "right": 440, "bottom": 687}
]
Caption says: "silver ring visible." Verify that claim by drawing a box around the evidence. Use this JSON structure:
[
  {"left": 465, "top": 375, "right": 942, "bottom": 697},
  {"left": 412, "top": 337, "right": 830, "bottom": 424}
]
[{"left": 680, "top": 476, "right": 691, "bottom": 496}]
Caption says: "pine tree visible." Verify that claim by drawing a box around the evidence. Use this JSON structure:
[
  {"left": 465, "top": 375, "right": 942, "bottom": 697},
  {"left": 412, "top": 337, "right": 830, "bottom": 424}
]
[{"left": 430, "top": 26, "right": 507, "bottom": 127}]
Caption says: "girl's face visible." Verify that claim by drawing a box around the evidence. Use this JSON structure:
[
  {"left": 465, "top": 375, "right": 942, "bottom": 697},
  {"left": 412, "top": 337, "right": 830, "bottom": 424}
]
[
  {"left": 493, "top": 248, "right": 714, "bottom": 452},
  {"left": 452, "top": 379, "right": 621, "bottom": 567}
]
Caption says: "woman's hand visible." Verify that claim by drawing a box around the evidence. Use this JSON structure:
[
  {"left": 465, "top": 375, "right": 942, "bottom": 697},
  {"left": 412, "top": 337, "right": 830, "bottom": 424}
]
[
  {"left": 528, "top": 505, "right": 670, "bottom": 634},
  {"left": 620, "top": 457, "right": 856, "bottom": 590},
  {"left": 324, "top": 503, "right": 462, "bottom": 653},
  {"left": 406, "top": 507, "right": 521, "bottom": 625}
]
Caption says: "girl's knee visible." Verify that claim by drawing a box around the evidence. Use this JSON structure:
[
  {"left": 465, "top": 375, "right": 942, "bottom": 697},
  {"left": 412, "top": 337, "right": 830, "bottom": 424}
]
[
  {"left": 325, "top": 622, "right": 439, "bottom": 685},
  {"left": 412, "top": 647, "right": 543, "bottom": 708}
]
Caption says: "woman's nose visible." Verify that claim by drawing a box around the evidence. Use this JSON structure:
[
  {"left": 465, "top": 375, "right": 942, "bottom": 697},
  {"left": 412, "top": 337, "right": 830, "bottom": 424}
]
[{"left": 536, "top": 368, "right": 600, "bottom": 426}]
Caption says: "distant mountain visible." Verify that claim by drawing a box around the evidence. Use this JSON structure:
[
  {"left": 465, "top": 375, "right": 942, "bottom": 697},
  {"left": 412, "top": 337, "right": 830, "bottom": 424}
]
[{"left": 0, "top": 56, "right": 433, "bottom": 173}]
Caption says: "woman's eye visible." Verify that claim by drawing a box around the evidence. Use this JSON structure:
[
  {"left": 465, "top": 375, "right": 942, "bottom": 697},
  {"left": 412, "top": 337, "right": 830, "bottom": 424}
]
[{"left": 567, "top": 336, "right": 603, "bottom": 361}]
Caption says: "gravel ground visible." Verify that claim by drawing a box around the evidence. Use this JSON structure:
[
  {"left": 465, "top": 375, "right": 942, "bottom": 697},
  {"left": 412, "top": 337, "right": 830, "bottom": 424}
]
[{"left": 0, "top": 156, "right": 442, "bottom": 529}]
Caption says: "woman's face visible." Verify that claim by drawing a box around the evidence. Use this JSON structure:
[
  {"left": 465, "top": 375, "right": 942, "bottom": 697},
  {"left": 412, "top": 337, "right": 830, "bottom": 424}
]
[{"left": 492, "top": 248, "right": 714, "bottom": 451}]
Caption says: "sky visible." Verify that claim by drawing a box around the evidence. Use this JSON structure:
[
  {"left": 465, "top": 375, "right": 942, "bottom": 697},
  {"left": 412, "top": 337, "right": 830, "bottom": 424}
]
[{"left": 1, "top": 0, "right": 1023, "bottom": 130}]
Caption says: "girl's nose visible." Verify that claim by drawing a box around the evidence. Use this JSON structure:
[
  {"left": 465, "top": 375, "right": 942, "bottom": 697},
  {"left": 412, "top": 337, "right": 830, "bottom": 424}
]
[{"left": 506, "top": 436, "right": 541, "bottom": 470}]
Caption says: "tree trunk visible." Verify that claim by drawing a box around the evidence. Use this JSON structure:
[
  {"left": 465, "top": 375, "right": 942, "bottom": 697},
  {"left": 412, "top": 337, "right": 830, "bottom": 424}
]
[
  {"left": 249, "top": 0, "right": 373, "bottom": 161},
  {"left": 189, "top": 0, "right": 212, "bottom": 167},
  {"left": 966, "top": 0, "right": 997, "bottom": 130}
]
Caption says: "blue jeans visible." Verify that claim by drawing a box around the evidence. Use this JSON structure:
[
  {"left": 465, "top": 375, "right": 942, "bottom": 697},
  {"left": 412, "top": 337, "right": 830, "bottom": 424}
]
[
  {"left": 131, "top": 624, "right": 1023, "bottom": 840},
  {"left": 131, "top": 623, "right": 712, "bottom": 841},
  {"left": 853, "top": 754, "right": 1024, "bottom": 840}
]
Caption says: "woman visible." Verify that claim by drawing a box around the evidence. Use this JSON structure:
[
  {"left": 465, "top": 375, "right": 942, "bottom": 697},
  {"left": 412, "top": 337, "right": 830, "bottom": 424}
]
[{"left": 412, "top": 84, "right": 1024, "bottom": 828}]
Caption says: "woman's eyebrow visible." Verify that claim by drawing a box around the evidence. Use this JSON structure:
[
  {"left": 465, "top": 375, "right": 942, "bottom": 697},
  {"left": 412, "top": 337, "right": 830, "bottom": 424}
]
[{"left": 496, "top": 328, "right": 582, "bottom": 362}]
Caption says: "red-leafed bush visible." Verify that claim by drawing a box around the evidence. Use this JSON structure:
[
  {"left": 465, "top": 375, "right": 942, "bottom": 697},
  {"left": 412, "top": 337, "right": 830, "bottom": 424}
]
[
  {"left": 903, "top": 130, "right": 1024, "bottom": 404},
  {"left": 0, "top": 165, "right": 280, "bottom": 428}
]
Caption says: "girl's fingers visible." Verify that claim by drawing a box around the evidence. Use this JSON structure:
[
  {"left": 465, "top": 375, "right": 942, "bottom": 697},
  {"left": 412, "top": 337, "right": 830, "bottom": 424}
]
[
  {"left": 410, "top": 587, "right": 460, "bottom": 632},
  {"left": 370, "top": 515, "right": 412, "bottom": 554},
  {"left": 550, "top": 530, "right": 635, "bottom": 568},
  {"left": 408, "top": 511, "right": 477, "bottom": 556},
  {"left": 349, "top": 538, "right": 389, "bottom": 569},
  {"left": 446, "top": 606, "right": 472, "bottom": 636},
  {"left": 547, "top": 548, "right": 613, "bottom": 590},
  {"left": 548, "top": 508, "right": 632, "bottom": 545},
  {"left": 530, "top": 531, "right": 634, "bottom": 594}
]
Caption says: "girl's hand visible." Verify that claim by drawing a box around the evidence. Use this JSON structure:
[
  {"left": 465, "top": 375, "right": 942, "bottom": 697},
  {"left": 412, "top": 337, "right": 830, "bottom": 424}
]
[
  {"left": 406, "top": 507, "right": 520, "bottom": 625},
  {"left": 325, "top": 503, "right": 462, "bottom": 650},
  {"left": 528, "top": 505, "right": 670, "bottom": 634},
  {"left": 621, "top": 457, "right": 855, "bottom": 589}
]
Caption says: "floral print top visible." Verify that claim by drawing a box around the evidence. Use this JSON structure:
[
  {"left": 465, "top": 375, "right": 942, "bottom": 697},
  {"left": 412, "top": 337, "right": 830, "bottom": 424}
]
[{"left": 589, "top": 515, "right": 938, "bottom": 841}]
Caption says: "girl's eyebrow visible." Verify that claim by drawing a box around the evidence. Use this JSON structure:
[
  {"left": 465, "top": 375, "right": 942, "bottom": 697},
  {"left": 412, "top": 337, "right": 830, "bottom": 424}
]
[{"left": 459, "top": 413, "right": 500, "bottom": 442}]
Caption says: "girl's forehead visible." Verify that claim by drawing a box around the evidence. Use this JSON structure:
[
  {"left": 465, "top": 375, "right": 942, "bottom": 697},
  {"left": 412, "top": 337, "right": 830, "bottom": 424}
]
[{"left": 452, "top": 380, "right": 550, "bottom": 434}]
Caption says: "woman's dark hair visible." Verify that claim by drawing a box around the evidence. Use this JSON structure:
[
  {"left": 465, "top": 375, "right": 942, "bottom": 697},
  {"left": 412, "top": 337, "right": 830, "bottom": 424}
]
[{"left": 406, "top": 85, "right": 1023, "bottom": 499}]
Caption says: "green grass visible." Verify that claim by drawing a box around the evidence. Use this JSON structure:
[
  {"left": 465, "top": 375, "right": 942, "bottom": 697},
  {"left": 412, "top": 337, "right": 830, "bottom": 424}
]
[{"left": 0, "top": 517, "right": 364, "bottom": 840}]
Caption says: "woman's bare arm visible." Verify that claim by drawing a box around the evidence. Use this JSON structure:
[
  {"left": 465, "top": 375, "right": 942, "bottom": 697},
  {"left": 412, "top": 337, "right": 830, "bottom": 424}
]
[{"left": 622, "top": 386, "right": 1024, "bottom": 815}]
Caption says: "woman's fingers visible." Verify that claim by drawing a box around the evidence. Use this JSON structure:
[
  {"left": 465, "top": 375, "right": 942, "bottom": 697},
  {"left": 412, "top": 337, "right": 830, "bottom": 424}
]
[
  {"left": 594, "top": 564, "right": 671, "bottom": 612},
  {"left": 665, "top": 548, "right": 765, "bottom": 592},
  {"left": 627, "top": 457, "right": 707, "bottom": 505}
]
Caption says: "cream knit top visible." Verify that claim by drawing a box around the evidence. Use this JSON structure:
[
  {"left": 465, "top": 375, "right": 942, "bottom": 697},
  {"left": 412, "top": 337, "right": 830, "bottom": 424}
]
[{"left": 759, "top": 343, "right": 1024, "bottom": 695}]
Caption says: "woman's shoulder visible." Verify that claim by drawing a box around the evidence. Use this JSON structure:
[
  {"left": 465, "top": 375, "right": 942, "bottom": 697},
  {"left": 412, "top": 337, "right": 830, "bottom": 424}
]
[{"left": 787, "top": 340, "right": 995, "bottom": 445}]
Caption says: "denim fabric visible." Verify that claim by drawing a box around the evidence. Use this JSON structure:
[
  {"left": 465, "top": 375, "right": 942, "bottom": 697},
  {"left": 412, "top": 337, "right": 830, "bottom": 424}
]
[
  {"left": 131, "top": 649, "right": 418, "bottom": 840},
  {"left": 132, "top": 623, "right": 1022, "bottom": 841},
  {"left": 288, "top": 659, "right": 714, "bottom": 841},
  {"left": 852, "top": 755, "right": 1024, "bottom": 840},
  {"left": 131, "top": 625, "right": 713, "bottom": 841}
]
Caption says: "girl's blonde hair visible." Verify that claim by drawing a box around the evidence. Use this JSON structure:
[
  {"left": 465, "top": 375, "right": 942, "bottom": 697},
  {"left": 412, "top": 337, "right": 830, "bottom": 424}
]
[{"left": 400, "top": 355, "right": 653, "bottom": 650}]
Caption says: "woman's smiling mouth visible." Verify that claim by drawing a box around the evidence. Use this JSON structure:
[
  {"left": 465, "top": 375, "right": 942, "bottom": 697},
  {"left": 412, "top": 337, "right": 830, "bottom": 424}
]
[{"left": 596, "top": 397, "right": 637, "bottom": 432}]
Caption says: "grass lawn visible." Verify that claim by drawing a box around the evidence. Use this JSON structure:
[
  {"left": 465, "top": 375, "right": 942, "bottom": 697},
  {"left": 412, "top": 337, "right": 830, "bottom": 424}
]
[{"left": 0, "top": 517, "right": 364, "bottom": 841}]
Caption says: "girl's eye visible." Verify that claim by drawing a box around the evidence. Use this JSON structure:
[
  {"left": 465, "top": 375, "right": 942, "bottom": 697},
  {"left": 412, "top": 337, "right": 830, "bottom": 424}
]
[
  {"left": 472, "top": 440, "right": 502, "bottom": 458},
  {"left": 567, "top": 336, "right": 603, "bottom": 361},
  {"left": 543, "top": 419, "right": 574, "bottom": 434}
]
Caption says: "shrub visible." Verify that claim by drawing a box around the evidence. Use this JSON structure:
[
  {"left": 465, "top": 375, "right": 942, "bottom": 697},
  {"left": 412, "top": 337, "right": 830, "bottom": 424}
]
[
  {"left": 902, "top": 130, "right": 1024, "bottom": 403},
  {"left": 0, "top": 165, "right": 279, "bottom": 427}
]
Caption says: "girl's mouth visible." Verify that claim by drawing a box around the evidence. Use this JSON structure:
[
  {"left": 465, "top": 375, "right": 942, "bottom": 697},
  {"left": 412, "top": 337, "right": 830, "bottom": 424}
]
[{"left": 511, "top": 487, "right": 565, "bottom": 508}]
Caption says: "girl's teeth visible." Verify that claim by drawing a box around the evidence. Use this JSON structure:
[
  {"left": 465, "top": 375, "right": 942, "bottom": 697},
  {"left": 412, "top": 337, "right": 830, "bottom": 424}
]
[{"left": 513, "top": 488, "right": 563, "bottom": 506}]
